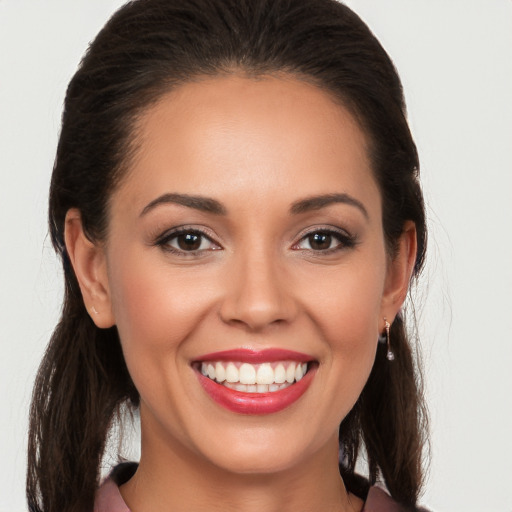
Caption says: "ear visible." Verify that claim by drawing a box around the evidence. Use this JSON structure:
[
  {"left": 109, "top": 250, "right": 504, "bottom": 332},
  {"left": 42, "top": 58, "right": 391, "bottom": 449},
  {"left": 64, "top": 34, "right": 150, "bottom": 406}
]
[
  {"left": 64, "top": 208, "right": 115, "bottom": 328},
  {"left": 380, "top": 220, "right": 417, "bottom": 324}
]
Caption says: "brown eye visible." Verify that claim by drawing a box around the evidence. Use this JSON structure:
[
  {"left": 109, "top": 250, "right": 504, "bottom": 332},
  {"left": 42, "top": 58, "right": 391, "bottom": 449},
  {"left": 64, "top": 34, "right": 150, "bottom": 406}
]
[
  {"left": 293, "top": 228, "right": 356, "bottom": 253},
  {"left": 158, "top": 229, "right": 221, "bottom": 254},
  {"left": 308, "top": 232, "right": 332, "bottom": 250},
  {"left": 176, "top": 233, "right": 202, "bottom": 251}
]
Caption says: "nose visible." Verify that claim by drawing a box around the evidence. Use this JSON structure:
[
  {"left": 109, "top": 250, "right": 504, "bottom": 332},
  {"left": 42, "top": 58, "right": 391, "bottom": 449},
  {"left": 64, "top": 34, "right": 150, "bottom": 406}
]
[{"left": 219, "top": 247, "right": 298, "bottom": 331}]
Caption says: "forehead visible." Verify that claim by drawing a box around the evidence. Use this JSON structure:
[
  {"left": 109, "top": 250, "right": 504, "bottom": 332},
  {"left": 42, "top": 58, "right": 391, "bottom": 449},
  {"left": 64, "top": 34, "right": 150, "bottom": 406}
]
[{"left": 114, "top": 74, "right": 380, "bottom": 217}]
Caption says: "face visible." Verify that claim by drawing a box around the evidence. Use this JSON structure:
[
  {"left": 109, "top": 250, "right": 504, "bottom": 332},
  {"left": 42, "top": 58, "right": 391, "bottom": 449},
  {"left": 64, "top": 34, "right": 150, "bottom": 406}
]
[{"left": 92, "top": 75, "right": 407, "bottom": 475}]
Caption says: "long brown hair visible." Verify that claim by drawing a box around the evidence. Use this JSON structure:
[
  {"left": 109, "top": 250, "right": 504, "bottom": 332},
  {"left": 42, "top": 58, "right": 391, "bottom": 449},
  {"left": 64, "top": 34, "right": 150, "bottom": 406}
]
[{"left": 28, "top": 1, "right": 428, "bottom": 510}]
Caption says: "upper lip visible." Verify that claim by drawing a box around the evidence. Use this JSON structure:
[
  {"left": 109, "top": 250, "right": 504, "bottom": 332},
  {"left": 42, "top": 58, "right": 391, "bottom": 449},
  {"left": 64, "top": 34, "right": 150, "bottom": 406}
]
[{"left": 194, "top": 348, "right": 314, "bottom": 364}]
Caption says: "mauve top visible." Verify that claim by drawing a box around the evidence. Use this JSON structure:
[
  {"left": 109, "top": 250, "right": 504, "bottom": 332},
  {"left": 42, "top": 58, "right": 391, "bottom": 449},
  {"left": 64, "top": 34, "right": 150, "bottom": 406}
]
[{"left": 94, "top": 463, "right": 412, "bottom": 512}]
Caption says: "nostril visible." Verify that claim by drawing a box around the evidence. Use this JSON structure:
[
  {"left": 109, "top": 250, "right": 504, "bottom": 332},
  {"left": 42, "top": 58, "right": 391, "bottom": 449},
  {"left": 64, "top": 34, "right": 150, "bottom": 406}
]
[{"left": 219, "top": 292, "right": 298, "bottom": 330}]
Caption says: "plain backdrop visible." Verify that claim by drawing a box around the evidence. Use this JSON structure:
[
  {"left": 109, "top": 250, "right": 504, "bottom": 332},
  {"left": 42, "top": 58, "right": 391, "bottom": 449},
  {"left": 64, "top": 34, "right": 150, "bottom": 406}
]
[{"left": 1, "top": 1, "right": 511, "bottom": 511}]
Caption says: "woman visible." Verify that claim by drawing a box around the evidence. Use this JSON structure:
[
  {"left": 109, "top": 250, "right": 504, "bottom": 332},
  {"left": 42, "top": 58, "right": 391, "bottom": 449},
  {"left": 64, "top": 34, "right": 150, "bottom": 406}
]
[{"left": 27, "top": 0, "right": 429, "bottom": 511}]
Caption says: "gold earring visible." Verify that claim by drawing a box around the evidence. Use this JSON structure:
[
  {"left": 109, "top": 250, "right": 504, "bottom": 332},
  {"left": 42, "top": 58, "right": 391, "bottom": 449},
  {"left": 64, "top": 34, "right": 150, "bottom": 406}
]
[{"left": 384, "top": 318, "right": 394, "bottom": 361}]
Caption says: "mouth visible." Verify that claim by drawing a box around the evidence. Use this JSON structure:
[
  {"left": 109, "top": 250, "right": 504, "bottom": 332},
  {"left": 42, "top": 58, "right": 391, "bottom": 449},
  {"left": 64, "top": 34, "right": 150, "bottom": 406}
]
[
  {"left": 192, "top": 349, "right": 317, "bottom": 415},
  {"left": 197, "top": 360, "right": 309, "bottom": 393}
]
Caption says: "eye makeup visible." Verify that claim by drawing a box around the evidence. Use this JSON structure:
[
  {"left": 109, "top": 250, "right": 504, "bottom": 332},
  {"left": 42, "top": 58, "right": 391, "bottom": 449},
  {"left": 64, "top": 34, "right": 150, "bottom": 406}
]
[
  {"left": 153, "top": 226, "right": 222, "bottom": 256},
  {"left": 292, "top": 226, "right": 358, "bottom": 255}
]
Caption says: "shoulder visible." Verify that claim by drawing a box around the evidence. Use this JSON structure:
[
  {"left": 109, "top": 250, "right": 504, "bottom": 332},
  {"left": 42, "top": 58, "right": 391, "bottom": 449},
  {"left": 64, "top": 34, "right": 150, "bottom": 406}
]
[
  {"left": 94, "top": 478, "right": 130, "bottom": 512},
  {"left": 363, "top": 486, "right": 408, "bottom": 511},
  {"left": 344, "top": 471, "right": 431, "bottom": 512},
  {"left": 94, "top": 462, "right": 137, "bottom": 512},
  {"left": 363, "top": 486, "right": 432, "bottom": 512}
]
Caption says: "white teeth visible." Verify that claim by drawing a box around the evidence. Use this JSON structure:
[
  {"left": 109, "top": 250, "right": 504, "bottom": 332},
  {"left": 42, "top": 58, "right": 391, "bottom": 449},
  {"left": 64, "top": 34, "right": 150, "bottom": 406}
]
[
  {"left": 225, "top": 363, "right": 239, "bottom": 383},
  {"left": 239, "top": 363, "right": 256, "bottom": 384},
  {"left": 256, "top": 363, "right": 274, "bottom": 384},
  {"left": 286, "top": 363, "right": 296, "bottom": 383},
  {"left": 200, "top": 360, "right": 310, "bottom": 391},
  {"left": 223, "top": 380, "right": 297, "bottom": 393},
  {"left": 215, "top": 362, "right": 226, "bottom": 382},
  {"left": 274, "top": 363, "right": 286, "bottom": 383}
]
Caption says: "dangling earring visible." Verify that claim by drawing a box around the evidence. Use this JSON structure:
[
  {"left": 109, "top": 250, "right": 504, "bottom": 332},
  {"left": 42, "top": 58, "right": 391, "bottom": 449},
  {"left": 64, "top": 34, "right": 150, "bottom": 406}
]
[{"left": 384, "top": 318, "right": 394, "bottom": 361}]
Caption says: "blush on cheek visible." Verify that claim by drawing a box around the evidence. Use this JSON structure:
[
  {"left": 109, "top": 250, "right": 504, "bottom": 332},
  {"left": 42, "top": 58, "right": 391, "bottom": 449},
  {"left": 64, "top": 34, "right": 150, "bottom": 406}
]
[{"left": 110, "top": 263, "right": 215, "bottom": 355}]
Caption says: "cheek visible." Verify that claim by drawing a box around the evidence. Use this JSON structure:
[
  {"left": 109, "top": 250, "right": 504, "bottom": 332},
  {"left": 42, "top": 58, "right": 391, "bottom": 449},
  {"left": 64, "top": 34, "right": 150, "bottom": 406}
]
[
  {"left": 107, "top": 253, "right": 215, "bottom": 360},
  {"left": 296, "top": 254, "right": 385, "bottom": 402},
  {"left": 301, "top": 259, "right": 385, "bottom": 342}
]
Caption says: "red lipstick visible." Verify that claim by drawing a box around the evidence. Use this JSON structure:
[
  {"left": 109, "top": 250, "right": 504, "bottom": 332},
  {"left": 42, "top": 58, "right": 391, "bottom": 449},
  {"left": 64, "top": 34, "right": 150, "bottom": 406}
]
[
  {"left": 196, "top": 348, "right": 313, "bottom": 364},
  {"left": 194, "top": 348, "right": 316, "bottom": 415}
]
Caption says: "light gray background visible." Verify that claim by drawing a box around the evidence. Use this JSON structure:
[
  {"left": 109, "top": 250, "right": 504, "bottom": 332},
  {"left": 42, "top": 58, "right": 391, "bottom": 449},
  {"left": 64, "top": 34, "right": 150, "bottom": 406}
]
[{"left": 1, "top": 1, "right": 511, "bottom": 511}]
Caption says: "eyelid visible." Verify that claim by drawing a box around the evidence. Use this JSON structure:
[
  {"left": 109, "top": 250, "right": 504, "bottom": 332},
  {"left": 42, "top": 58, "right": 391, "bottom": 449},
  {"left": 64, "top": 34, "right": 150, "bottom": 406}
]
[
  {"left": 154, "top": 225, "right": 223, "bottom": 254},
  {"left": 291, "top": 225, "right": 357, "bottom": 251}
]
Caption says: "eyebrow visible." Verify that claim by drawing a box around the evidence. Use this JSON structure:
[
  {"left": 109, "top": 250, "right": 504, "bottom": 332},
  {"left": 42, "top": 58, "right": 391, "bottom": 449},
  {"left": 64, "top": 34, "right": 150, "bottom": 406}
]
[
  {"left": 290, "top": 193, "right": 369, "bottom": 219},
  {"left": 140, "top": 193, "right": 227, "bottom": 216}
]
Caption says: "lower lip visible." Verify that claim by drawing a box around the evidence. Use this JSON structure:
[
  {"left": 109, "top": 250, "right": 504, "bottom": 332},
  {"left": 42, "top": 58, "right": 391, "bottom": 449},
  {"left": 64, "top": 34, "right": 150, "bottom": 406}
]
[{"left": 196, "top": 367, "right": 315, "bottom": 415}]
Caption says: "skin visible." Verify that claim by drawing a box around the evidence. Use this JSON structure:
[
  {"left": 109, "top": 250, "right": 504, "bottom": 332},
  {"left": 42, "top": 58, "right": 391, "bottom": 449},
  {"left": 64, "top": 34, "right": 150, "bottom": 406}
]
[{"left": 65, "top": 75, "right": 416, "bottom": 512}]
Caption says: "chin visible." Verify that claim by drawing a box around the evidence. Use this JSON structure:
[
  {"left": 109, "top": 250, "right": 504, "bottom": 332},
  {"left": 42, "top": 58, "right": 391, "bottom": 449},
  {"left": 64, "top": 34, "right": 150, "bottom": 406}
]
[
  {"left": 209, "top": 448, "right": 306, "bottom": 476},
  {"left": 192, "top": 425, "right": 332, "bottom": 477}
]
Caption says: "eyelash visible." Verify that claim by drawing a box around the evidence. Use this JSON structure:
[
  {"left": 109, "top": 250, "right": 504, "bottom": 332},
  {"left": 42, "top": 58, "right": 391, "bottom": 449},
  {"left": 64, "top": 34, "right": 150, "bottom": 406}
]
[
  {"left": 154, "top": 226, "right": 357, "bottom": 256},
  {"left": 292, "top": 228, "right": 357, "bottom": 254},
  {"left": 154, "top": 227, "right": 221, "bottom": 256}
]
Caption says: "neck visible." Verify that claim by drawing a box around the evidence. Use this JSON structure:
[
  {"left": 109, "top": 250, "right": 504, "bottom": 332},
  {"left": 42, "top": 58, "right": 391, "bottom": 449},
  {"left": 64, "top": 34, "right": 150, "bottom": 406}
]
[{"left": 120, "top": 415, "right": 363, "bottom": 512}]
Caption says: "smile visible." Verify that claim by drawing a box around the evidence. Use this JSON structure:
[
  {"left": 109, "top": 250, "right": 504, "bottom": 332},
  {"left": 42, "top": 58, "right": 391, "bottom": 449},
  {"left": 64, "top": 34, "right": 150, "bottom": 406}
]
[
  {"left": 193, "top": 349, "right": 316, "bottom": 414},
  {"left": 200, "top": 360, "right": 308, "bottom": 393}
]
